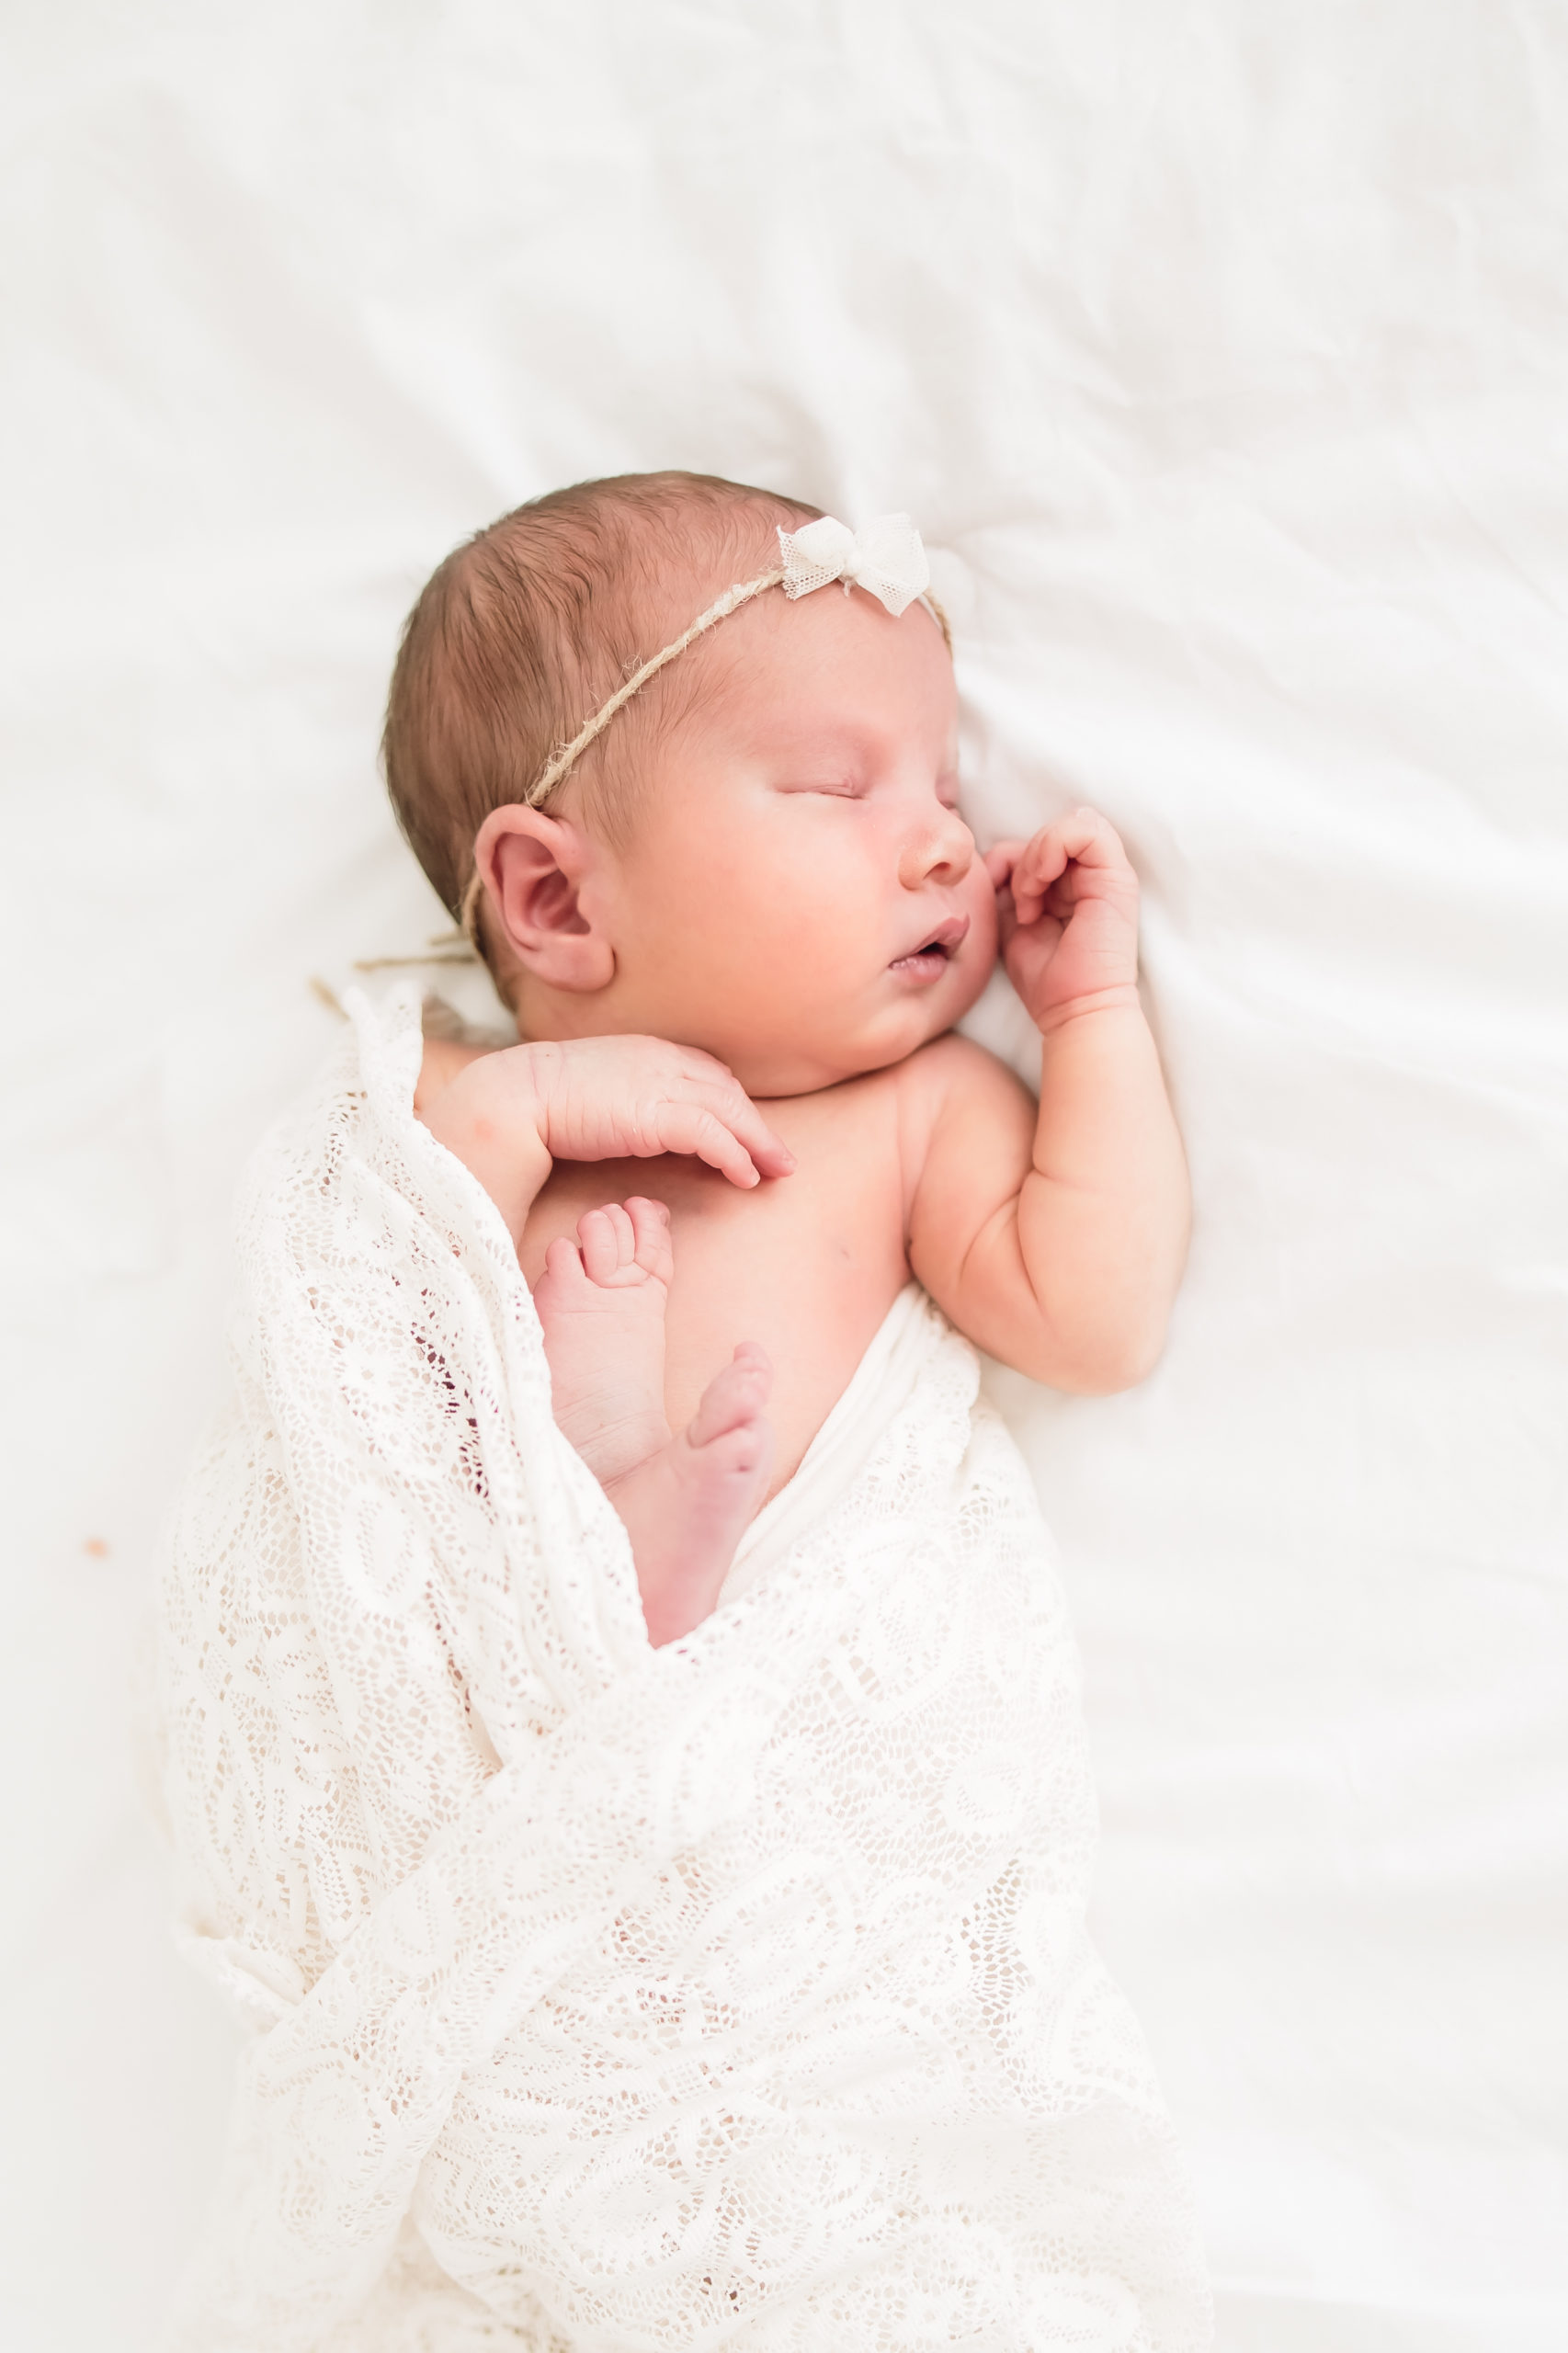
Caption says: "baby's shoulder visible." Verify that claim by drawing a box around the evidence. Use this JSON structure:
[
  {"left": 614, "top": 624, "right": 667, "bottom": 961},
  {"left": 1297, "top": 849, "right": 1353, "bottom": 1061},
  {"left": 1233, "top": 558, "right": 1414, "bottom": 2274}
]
[
  {"left": 892, "top": 1028, "right": 1031, "bottom": 1119},
  {"left": 890, "top": 1030, "right": 1037, "bottom": 1190},
  {"left": 769, "top": 1036, "right": 1018, "bottom": 1195}
]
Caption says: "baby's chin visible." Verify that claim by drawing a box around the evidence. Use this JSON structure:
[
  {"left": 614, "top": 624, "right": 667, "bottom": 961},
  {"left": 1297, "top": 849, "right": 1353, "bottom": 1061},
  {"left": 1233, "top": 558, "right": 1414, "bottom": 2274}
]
[{"left": 730, "top": 961, "right": 996, "bottom": 1099}]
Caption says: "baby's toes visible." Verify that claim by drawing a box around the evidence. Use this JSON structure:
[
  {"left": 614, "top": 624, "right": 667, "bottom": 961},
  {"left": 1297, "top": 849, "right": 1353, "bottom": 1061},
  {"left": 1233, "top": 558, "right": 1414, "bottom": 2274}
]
[
  {"left": 577, "top": 1202, "right": 637, "bottom": 1287},
  {"left": 625, "top": 1197, "right": 674, "bottom": 1287},
  {"left": 687, "top": 1344, "right": 774, "bottom": 1447},
  {"left": 535, "top": 1234, "right": 590, "bottom": 1318},
  {"left": 698, "top": 1416, "right": 771, "bottom": 1487}
]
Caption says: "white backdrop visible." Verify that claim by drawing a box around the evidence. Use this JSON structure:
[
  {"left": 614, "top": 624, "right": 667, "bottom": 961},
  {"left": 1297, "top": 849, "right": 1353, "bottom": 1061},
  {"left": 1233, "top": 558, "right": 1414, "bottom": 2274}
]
[{"left": 4, "top": 5, "right": 1566, "bottom": 2347}]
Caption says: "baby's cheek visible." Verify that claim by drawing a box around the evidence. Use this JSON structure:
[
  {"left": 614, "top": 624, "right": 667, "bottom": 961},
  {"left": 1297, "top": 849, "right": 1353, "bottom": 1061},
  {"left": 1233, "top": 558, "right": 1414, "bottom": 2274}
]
[
  {"left": 947, "top": 881, "right": 1001, "bottom": 1019},
  {"left": 964, "top": 867, "right": 1002, "bottom": 966}
]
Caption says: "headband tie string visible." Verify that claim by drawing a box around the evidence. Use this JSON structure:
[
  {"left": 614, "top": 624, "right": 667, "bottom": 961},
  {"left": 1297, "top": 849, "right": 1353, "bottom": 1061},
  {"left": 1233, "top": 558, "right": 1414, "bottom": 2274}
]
[{"left": 460, "top": 514, "right": 943, "bottom": 950}]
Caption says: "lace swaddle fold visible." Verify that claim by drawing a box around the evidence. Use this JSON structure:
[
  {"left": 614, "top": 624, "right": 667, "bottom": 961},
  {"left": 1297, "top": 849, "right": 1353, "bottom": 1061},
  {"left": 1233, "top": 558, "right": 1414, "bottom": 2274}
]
[{"left": 158, "top": 986, "right": 1211, "bottom": 2351}]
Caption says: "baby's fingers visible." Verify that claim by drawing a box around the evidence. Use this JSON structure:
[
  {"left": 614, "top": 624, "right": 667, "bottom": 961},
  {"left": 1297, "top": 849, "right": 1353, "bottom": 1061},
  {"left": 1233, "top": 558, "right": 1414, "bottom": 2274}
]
[
  {"left": 712, "top": 1091, "right": 795, "bottom": 1179},
  {"left": 1032, "top": 806, "right": 1130, "bottom": 875},
  {"left": 984, "top": 840, "right": 1025, "bottom": 892},
  {"left": 678, "top": 1061, "right": 796, "bottom": 1178},
  {"left": 1064, "top": 806, "right": 1130, "bottom": 863},
  {"left": 1006, "top": 831, "right": 1071, "bottom": 926},
  {"left": 656, "top": 1103, "right": 766, "bottom": 1188},
  {"left": 1011, "top": 808, "right": 1131, "bottom": 920}
]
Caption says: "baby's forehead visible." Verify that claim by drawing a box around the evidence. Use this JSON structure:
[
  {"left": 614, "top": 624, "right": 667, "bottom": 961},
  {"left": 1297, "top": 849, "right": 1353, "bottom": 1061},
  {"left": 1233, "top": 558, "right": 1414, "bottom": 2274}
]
[
  {"left": 535, "top": 494, "right": 956, "bottom": 826},
  {"left": 689, "top": 586, "right": 957, "bottom": 751}
]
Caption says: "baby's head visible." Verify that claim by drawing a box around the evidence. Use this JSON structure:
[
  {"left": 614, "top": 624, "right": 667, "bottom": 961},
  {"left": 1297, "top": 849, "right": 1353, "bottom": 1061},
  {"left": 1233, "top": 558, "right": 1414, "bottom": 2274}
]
[{"left": 384, "top": 470, "right": 996, "bottom": 1096}]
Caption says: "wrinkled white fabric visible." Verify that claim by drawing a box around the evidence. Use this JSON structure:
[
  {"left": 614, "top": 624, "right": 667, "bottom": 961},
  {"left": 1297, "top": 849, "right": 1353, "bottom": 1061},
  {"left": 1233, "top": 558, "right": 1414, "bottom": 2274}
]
[
  {"left": 717, "top": 1279, "right": 937, "bottom": 1608},
  {"left": 157, "top": 983, "right": 1211, "bottom": 2350}
]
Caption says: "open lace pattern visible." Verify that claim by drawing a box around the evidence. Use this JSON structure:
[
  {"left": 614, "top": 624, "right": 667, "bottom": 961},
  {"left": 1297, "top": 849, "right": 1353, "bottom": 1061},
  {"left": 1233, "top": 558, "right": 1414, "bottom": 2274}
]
[{"left": 156, "top": 983, "right": 1211, "bottom": 2350}]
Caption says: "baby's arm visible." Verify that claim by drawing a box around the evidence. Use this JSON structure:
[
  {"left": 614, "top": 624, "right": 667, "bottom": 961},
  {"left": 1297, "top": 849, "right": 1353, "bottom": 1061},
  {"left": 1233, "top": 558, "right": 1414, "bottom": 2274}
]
[{"left": 906, "top": 811, "right": 1189, "bottom": 1392}]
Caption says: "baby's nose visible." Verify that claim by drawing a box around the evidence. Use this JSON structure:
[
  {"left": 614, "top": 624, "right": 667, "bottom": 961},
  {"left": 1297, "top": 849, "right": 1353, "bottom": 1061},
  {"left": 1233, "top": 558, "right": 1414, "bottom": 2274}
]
[{"left": 903, "top": 801, "right": 974, "bottom": 886}]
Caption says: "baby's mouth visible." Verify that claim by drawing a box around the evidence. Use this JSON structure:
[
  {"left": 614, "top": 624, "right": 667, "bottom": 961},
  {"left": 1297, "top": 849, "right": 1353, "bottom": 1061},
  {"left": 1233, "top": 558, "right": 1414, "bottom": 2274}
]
[{"left": 889, "top": 912, "right": 970, "bottom": 980}]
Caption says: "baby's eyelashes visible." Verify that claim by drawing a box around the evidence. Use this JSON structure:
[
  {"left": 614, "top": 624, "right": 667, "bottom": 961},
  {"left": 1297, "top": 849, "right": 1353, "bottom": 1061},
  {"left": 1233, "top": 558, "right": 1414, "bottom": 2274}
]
[
  {"left": 779, "top": 776, "right": 963, "bottom": 811},
  {"left": 778, "top": 776, "right": 866, "bottom": 798}
]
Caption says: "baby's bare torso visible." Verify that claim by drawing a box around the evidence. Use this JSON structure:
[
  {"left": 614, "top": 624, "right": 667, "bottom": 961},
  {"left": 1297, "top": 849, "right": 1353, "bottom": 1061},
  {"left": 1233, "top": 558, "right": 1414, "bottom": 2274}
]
[{"left": 517, "top": 1063, "right": 913, "bottom": 1496}]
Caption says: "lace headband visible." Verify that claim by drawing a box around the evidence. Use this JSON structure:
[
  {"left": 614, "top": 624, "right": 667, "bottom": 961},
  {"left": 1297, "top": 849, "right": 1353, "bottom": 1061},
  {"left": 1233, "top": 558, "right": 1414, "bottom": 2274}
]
[{"left": 459, "top": 513, "right": 946, "bottom": 950}]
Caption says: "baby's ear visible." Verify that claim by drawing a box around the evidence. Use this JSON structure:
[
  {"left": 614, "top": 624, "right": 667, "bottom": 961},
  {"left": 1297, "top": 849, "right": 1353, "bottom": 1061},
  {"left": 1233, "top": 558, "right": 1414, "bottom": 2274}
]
[{"left": 473, "top": 805, "right": 615, "bottom": 993}]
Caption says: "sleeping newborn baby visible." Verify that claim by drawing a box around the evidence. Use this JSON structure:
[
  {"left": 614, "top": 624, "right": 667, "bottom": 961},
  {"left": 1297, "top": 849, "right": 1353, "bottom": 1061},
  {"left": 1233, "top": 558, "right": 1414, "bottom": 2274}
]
[
  {"left": 159, "top": 469, "right": 1213, "bottom": 2350},
  {"left": 404, "top": 476, "right": 1189, "bottom": 1652}
]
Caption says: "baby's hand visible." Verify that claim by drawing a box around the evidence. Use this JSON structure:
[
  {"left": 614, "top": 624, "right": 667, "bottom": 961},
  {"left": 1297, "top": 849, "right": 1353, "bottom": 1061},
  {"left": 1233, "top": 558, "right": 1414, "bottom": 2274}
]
[
  {"left": 984, "top": 808, "right": 1141, "bottom": 1032},
  {"left": 523, "top": 1035, "right": 795, "bottom": 1188},
  {"left": 423, "top": 1032, "right": 794, "bottom": 1241}
]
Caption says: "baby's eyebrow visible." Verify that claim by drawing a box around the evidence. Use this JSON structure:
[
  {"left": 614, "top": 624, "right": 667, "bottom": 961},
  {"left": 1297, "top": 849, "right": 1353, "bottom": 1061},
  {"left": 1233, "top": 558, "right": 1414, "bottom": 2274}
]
[
  {"left": 744, "top": 711, "right": 878, "bottom": 756},
  {"left": 755, "top": 709, "right": 956, "bottom": 769}
]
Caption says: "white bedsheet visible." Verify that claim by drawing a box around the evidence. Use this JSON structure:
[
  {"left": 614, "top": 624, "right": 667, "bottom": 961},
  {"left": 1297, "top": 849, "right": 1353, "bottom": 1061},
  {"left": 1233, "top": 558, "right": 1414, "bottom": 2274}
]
[{"left": 3, "top": 5, "right": 1564, "bottom": 2347}]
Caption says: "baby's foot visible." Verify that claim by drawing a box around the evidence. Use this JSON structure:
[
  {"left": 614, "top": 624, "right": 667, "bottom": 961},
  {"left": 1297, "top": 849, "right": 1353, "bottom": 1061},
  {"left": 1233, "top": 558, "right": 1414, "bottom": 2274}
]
[
  {"left": 606, "top": 1344, "right": 775, "bottom": 1648},
  {"left": 535, "top": 1198, "right": 674, "bottom": 1486},
  {"left": 535, "top": 1197, "right": 774, "bottom": 1644}
]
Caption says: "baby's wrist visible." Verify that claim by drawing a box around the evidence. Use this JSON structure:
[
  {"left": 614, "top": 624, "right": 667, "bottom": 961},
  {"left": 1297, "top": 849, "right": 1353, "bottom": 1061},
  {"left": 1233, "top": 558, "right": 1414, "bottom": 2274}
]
[
  {"left": 423, "top": 1047, "right": 553, "bottom": 1240},
  {"left": 1035, "top": 983, "right": 1142, "bottom": 1037}
]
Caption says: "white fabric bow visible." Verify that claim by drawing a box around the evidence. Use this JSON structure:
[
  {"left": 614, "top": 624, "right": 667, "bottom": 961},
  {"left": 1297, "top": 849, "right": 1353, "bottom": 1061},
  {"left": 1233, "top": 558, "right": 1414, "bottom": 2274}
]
[{"left": 777, "top": 513, "right": 930, "bottom": 616}]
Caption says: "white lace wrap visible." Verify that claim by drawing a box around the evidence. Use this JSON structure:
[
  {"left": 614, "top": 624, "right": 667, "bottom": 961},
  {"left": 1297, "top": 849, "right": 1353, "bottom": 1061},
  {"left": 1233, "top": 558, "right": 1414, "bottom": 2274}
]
[{"left": 156, "top": 985, "right": 1212, "bottom": 2350}]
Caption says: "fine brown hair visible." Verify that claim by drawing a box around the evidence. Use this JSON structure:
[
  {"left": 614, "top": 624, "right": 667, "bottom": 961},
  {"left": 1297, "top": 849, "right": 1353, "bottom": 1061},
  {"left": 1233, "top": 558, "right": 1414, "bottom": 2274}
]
[{"left": 381, "top": 470, "right": 823, "bottom": 961}]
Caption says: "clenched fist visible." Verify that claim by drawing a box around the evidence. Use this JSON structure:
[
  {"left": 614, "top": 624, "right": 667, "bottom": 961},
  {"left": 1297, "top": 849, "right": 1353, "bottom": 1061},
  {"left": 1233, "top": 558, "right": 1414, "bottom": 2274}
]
[{"left": 984, "top": 808, "right": 1142, "bottom": 1031}]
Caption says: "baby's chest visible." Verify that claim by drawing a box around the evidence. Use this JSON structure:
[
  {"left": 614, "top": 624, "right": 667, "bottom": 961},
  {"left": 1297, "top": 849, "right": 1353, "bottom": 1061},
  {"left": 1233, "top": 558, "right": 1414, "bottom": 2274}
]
[{"left": 518, "top": 1090, "right": 910, "bottom": 1473}]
